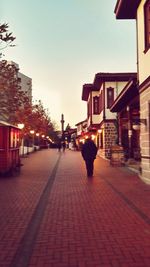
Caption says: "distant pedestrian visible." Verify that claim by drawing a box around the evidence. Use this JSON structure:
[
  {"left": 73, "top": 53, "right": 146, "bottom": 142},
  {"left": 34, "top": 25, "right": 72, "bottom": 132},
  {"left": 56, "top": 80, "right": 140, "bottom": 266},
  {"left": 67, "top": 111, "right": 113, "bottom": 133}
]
[
  {"left": 57, "top": 142, "right": 61, "bottom": 152},
  {"left": 62, "top": 141, "right": 66, "bottom": 152},
  {"left": 81, "top": 137, "right": 97, "bottom": 177}
]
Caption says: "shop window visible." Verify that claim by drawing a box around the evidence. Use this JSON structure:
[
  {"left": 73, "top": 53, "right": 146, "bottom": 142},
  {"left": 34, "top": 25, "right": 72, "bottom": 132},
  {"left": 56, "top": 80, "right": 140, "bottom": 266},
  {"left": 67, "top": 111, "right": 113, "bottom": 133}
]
[
  {"left": 93, "top": 96, "right": 99, "bottom": 114},
  {"left": 144, "top": 0, "right": 150, "bottom": 51},
  {"left": 10, "top": 128, "right": 20, "bottom": 148},
  {"left": 107, "top": 87, "right": 114, "bottom": 108}
]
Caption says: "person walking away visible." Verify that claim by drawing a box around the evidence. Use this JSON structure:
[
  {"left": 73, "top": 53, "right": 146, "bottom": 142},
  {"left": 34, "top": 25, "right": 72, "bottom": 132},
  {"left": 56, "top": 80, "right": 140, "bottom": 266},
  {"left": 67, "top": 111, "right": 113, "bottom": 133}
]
[
  {"left": 62, "top": 141, "right": 66, "bottom": 152},
  {"left": 57, "top": 142, "right": 61, "bottom": 152},
  {"left": 81, "top": 137, "right": 97, "bottom": 177}
]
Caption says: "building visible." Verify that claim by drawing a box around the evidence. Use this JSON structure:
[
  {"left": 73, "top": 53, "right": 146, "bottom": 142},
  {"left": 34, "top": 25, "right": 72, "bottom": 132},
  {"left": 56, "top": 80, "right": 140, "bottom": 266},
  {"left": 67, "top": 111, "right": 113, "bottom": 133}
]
[
  {"left": 115, "top": 0, "right": 150, "bottom": 182},
  {"left": 0, "top": 60, "right": 32, "bottom": 122},
  {"left": 8, "top": 61, "right": 32, "bottom": 102},
  {"left": 75, "top": 119, "right": 87, "bottom": 149},
  {"left": 110, "top": 76, "right": 140, "bottom": 162},
  {"left": 18, "top": 72, "right": 32, "bottom": 102},
  {"left": 82, "top": 72, "right": 136, "bottom": 159}
]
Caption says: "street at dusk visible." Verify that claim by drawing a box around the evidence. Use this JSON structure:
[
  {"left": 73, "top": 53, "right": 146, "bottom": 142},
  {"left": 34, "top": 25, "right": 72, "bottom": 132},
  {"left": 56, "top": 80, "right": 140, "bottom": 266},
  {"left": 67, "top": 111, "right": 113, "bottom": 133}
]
[
  {"left": 1, "top": 0, "right": 150, "bottom": 266},
  {"left": 0, "top": 148, "right": 150, "bottom": 267}
]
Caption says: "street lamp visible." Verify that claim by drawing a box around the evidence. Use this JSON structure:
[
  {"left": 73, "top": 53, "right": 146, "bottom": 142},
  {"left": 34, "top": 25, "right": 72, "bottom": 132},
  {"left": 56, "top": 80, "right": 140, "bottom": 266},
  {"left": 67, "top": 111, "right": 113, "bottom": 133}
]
[
  {"left": 30, "top": 130, "right": 35, "bottom": 151},
  {"left": 18, "top": 123, "right": 25, "bottom": 130},
  {"left": 17, "top": 123, "right": 25, "bottom": 156},
  {"left": 36, "top": 133, "right": 40, "bottom": 147}
]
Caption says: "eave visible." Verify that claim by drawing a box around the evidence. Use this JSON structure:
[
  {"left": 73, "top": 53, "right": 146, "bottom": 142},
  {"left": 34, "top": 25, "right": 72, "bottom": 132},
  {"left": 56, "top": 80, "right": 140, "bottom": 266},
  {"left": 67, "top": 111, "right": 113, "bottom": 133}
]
[
  {"left": 0, "top": 120, "right": 19, "bottom": 129},
  {"left": 114, "top": 0, "right": 141, "bottom": 19},
  {"left": 75, "top": 119, "right": 87, "bottom": 127},
  {"left": 82, "top": 84, "right": 98, "bottom": 101},
  {"left": 110, "top": 78, "right": 138, "bottom": 112},
  {"left": 93, "top": 72, "right": 137, "bottom": 90}
]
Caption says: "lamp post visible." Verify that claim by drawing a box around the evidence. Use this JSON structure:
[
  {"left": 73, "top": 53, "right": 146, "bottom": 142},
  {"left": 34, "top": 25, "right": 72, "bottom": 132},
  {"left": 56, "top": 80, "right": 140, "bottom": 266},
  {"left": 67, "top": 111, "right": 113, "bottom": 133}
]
[
  {"left": 17, "top": 123, "right": 25, "bottom": 156},
  {"left": 127, "top": 106, "right": 132, "bottom": 159},
  {"left": 36, "top": 133, "right": 40, "bottom": 148},
  {"left": 30, "top": 130, "right": 35, "bottom": 152}
]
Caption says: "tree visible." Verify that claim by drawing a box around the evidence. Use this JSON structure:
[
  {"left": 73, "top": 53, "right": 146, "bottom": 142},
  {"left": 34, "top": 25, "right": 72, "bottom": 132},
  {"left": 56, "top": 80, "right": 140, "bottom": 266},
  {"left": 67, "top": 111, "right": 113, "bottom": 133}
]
[
  {"left": 0, "top": 23, "right": 16, "bottom": 58},
  {"left": 0, "top": 60, "right": 58, "bottom": 140},
  {"left": 0, "top": 23, "right": 58, "bottom": 141},
  {"left": 0, "top": 60, "right": 30, "bottom": 123}
]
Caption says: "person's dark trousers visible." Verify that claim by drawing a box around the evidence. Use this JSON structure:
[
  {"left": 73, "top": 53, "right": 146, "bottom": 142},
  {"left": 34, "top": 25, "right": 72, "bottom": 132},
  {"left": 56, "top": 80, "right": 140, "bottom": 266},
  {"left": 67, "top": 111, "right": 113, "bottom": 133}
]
[{"left": 85, "top": 159, "right": 94, "bottom": 177}]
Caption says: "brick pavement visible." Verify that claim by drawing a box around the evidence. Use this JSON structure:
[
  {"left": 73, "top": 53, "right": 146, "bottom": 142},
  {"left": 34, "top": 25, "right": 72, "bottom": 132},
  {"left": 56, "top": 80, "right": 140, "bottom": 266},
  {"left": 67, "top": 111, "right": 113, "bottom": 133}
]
[
  {"left": 0, "top": 149, "right": 150, "bottom": 267},
  {"left": 0, "top": 149, "right": 59, "bottom": 267}
]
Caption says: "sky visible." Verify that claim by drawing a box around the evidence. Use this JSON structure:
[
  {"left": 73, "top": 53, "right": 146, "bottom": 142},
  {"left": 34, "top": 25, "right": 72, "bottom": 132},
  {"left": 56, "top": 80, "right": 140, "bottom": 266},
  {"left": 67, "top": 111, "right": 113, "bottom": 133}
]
[{"left": 1, "top": 0, "right": 137, "bottom": 130}]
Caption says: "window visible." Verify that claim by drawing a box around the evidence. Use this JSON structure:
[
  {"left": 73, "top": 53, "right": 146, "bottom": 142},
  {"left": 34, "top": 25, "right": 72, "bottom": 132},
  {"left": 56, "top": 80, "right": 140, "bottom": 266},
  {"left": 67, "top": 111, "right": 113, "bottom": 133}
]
[
  {"left": 10, "top": 128, "right": 20, "bottom": 148},
  {"left": 144, "top": 0, "right": 150, "bottom": 51},
  {"left": 99, "top": 91, "right": 103, "bottom": 113},
  {"left": 93, "top": 96, "right": 99, "bottom": 114},
  {"left": 107, "top": 87, "right": 114, "bottom": 108}
]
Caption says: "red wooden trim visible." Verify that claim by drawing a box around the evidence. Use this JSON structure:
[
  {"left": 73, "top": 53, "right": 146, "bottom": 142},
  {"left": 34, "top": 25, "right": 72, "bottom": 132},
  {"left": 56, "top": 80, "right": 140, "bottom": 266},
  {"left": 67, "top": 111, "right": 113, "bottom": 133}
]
[
  {"left": 139, "top": 75, "right": 150, "bottom": 93},
  {"left": 103, "top": 84, "right": 106, "bottom": 120},
  {"left": 144, "top": 0, "right": 150, "bottom": 51}
]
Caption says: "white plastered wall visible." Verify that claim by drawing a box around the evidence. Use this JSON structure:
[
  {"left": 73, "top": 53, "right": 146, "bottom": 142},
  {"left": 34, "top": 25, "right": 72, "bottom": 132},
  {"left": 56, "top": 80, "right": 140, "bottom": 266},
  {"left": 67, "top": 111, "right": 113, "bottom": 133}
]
[
  {"left": 137, "top": 0, "right": 150, "bottom": 183},
  {"left": 137, "top": 0, "right": 150, "bottom": 83}
]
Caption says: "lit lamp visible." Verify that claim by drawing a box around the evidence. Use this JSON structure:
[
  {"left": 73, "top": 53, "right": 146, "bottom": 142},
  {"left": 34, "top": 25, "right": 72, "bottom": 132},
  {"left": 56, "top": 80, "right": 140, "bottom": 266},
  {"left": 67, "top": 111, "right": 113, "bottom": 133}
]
[
  {"left": 30, "top": 130, "right": 35, "bottom": 149},
  {"left": 132, "top": 124, "right": 140, "bottom": 131},
  {"left": 128, "top": 129, "right": 132, "bottom": 158},
  {"left": 91, "top": 134, "right": 96, "bottom": 140},
  {"left": 18, "top": 123, "right": 25, "bottom": 130},
  {"left": 17, "top": 123, "right": 25, "bottom": 156},
  {"left": 128, "top": 129, "right": 132, "bottom": 137},
  {"left": 98, "top": 129, "right": 102, "bottom": 134}
]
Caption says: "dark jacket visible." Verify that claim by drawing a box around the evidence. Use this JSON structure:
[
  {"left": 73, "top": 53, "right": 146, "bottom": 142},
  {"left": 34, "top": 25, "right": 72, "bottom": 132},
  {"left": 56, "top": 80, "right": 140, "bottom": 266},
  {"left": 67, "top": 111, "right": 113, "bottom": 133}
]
[{"left": 81, "top": 139, "right": 97, "bottom": 161}]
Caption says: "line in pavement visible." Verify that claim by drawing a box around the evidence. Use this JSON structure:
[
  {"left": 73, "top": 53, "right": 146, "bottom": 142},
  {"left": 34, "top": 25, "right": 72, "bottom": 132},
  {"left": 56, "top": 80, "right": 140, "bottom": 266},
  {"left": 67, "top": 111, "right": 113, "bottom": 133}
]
[
  {"left": 10, "top": 153, "right": 61, "bottom": 267},
  {"left": 100, "top": 174, "right": 150, "bottom": 226}
]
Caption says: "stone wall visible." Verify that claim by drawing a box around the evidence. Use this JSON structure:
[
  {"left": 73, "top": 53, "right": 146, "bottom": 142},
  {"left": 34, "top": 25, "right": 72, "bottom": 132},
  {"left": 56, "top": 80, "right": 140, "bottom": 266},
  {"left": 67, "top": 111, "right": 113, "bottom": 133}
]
[
  {"left": 104, "top": 122, "right": 117, "bottom": 158},
  {"left": 140, "top": 89, "right": 150, "bottom": 183}
]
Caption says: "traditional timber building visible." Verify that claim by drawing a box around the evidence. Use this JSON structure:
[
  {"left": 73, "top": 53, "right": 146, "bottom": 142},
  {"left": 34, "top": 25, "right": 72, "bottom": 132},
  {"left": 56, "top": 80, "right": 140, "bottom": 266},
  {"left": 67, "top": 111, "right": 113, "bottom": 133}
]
[
  {"left": 115, "top": 0, "right": 150, "bottom": 183},
  {"left": 82, "top": 72, "right": 136, "bottom": 159}
]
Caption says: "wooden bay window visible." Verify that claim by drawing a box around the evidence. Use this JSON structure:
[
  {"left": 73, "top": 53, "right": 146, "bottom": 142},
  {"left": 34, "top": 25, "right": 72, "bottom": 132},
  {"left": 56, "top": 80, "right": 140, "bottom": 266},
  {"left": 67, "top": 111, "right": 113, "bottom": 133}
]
[{"left": 107, "top": 87, "right": 114, "bottom": 109}]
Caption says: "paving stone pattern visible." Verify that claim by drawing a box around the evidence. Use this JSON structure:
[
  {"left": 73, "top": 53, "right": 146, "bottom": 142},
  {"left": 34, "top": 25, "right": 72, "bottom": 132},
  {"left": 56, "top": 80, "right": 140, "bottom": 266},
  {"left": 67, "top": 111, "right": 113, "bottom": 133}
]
[{"left": 0, "top": 149, "right": 150, "bottom": 267}]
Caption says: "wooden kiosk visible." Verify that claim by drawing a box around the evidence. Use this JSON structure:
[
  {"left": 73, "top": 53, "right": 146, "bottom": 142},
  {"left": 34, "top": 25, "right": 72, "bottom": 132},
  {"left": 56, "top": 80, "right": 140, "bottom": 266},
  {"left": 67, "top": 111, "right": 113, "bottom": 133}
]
[{"left": 0, "top": 121, "right": 21, "bottom": 175}]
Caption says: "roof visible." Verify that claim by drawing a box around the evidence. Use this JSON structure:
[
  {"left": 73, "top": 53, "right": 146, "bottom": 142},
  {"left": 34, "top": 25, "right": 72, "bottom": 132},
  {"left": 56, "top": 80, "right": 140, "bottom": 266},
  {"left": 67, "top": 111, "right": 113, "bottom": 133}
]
[
  {"left": 0, "top": 120, "right": 20, "bottom": 129},
  {"left": 110, "top": 78, "right": 138, "bottom": 112},
  {"left": 114, "top": 0, "right": 141, "bottom": 19},
  {"left": 82, "top": 73, "right": 137, "bottom": 102},
  {"left": 94, "top": 72, "right": 137, "bottom": 89},
  {"left": 75, "top": 119, "right": 87, "bottom": 126},
  {"left": 82, "top": 84, "right": 97, "bottom": 101}
]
